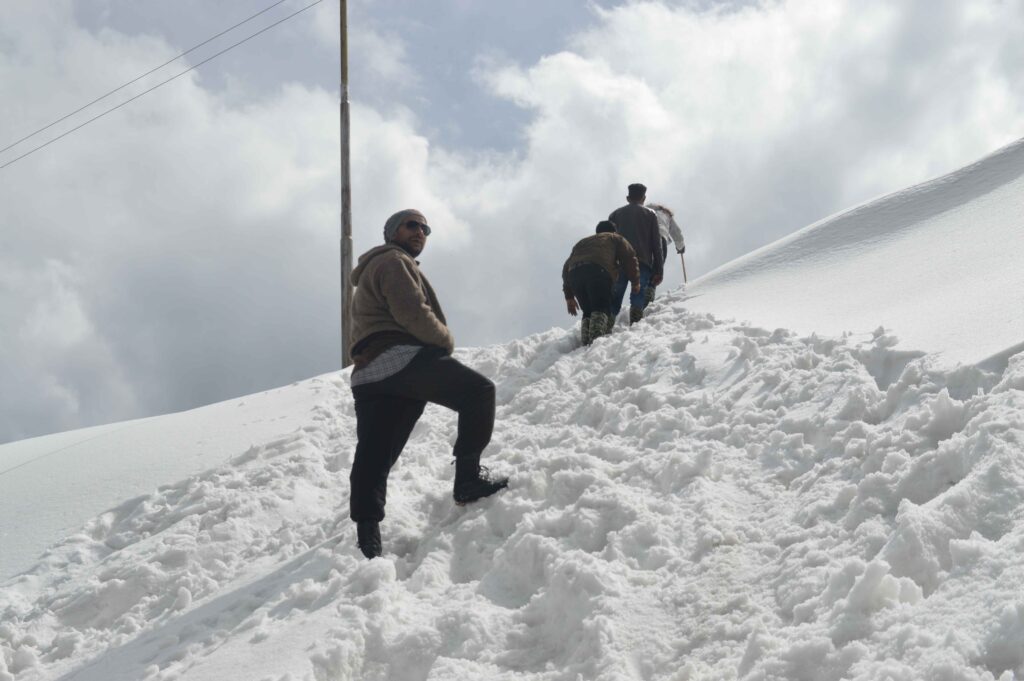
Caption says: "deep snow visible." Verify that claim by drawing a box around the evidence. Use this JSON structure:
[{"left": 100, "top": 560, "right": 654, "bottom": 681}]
[
  {"left": 1, "top": 139, "right": 1023, "bottom": 681},
  {"left": 685, "top": 137, "right": 1024, "bottom": 368}
]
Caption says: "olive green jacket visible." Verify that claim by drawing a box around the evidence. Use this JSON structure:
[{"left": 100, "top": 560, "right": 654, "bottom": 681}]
[{"left": 561, "top": 232, "right": 640, "bottom": 299}]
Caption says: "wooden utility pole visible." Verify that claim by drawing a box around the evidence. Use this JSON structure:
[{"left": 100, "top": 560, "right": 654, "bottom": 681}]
[{"left": 339, "top": 0, "right": 353, "bottom": 367}]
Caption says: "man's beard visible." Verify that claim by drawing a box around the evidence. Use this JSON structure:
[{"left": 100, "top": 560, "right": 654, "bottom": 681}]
[{"left": 399, "top": 242, "right": 423, "bottom": 257}]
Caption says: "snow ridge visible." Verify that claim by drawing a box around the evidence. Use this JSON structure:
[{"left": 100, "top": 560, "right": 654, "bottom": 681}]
[
  {"left": 2, "top": 289, "right": 1023, "bottom": 681},
  {"left": 685, "top": 137, "right": 1024, "bottom": 366},
  {"left": 700, "top": 136, "right": 1024, "bottom": 280}
]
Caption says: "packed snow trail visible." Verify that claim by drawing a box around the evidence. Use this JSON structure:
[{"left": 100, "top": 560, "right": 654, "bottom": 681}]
[{"left": 2, "top": 287, "right": 1022, "bottom": 681}]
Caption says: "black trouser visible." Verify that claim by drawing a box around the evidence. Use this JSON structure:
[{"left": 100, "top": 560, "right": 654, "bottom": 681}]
[
  {"left": 568, "top": 263, "right": 613, "bottom": 318},
  {"left": 349, "top": 347, "right": 495, "bottom": 522}
]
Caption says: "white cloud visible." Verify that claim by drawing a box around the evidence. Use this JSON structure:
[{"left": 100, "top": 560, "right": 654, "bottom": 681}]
[
  {"left": 362, "top": 0, "right": 1024, "bottom": 371},
  {"left": 439, "top": 0, "right": 1024, "bottom": 306},
  {"left": 0, "top": 260, "right": 138, "bottom": 442},
  {"left": 19, "top": 261, "right": 93, "bottom": 349},
  {"left": 3, "top": 0, "right": 1024, "bottom": 443},
  {"left": 1, "top": 5, "right": 345, "bottom": 441},
  {"left": 308, "top": 0, "right": 417, "bottom": 89}
]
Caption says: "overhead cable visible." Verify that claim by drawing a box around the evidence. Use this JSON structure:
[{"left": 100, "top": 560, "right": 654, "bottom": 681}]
[
  {"left": 0, "top": 0, "right": 292, "bottom": 157},
  {"left": 0, "top": 0, "right": 324, "bottom": 172}
]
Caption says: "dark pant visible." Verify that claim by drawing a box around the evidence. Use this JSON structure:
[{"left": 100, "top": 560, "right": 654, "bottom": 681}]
[
  {"left": 647, "top": 238, "right": 669, "bottom": 304},
  {"left": 349, "top": 347, "right": 495, "bottom": 522},
  {"left": 611, "top": 264, "right": 653, "bottom": 317},
  {"left": 568, "top": 263, "right": 613, "bottom": 318}
]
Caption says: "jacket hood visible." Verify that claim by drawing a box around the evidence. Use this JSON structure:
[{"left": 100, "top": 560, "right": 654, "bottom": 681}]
[{"left": 351, "top": 244, "right": 411, "bottom": 286}]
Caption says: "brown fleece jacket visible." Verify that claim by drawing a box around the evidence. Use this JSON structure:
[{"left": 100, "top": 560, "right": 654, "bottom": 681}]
[
  {"left": 349, "top": 244, "right": 454, "bottom": 366},
  {"left": 561, "top": 232, "right": 640, "bottom": 299}
]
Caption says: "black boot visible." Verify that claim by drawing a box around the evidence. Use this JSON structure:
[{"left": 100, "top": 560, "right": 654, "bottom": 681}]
[
  {"left": 629, "top": 305, "right": 644, "bottom": 325},
  {"left": 356, "top": 520, "right": 382, "bottom": 559},
  {"left": 454, "top": 458, "right": 509, "bottom": 505}
]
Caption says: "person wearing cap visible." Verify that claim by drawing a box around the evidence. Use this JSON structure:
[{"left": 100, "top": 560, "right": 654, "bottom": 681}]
[
  {"left": 562, "top": 220, "right": 641, "bottom": 346},
  {"left": 347, "top": 209, "right": 508, "bottom": 559},
  {"left": 608, "top": 183, "right": 664, "bottom": 325}
]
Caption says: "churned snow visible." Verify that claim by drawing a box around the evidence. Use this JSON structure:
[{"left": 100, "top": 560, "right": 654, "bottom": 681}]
[{"left": 1, "top": 139, "right": 1023, "bottom": 680}]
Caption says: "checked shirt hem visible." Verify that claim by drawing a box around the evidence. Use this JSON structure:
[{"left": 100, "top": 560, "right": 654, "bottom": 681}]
[{"left": 350, "top": 345, "right": 423, "bottom": 387}]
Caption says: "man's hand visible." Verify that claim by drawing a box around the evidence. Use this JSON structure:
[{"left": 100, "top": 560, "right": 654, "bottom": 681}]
[
  {"left": 566, "top": 298, "right": 579, "bottom": 316},
  {"left": 631, "top": 282, "right": 641, "bottom": 294},
  {"left": 677, "top": 246, "right": 686, "bottom": 254},
  {"left": 652, "top": 274, "right": 664, "bottom": 286}
]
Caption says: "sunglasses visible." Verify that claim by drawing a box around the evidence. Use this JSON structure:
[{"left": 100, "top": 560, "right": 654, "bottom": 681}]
[{"left": 403, "top": 220, "right": 431, "bottom": 236}]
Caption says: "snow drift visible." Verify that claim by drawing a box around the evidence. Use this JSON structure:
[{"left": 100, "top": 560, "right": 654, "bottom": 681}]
[
  {"left": 686, "top": 137, "right": 1024, "bottom": 368},
  {"left": 1, "top": 139, "right": 1023, "bottom": 681}
]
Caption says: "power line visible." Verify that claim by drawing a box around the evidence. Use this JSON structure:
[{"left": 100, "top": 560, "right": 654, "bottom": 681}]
[
  {"left": 0, "top": 0, "right": 324, "bottom": 172},
  {"left": 0, "top": 0, "right": 292, "bottom": 157}
]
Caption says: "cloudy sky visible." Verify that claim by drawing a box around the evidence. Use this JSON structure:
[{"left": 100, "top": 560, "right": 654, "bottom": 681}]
[{"left": 2, "top": 0, "right": 1024, "bottom": 444}]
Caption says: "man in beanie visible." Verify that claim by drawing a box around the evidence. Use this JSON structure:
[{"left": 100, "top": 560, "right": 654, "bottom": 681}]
[
  {"left": 348, "top": 208, "right": 508, "bottom": 559},
  {"left": 608, "top": 183, "right": 664, "bottom": 324},
  {"left": 562, "top": 220, "right": 640, "bottom": 345}
]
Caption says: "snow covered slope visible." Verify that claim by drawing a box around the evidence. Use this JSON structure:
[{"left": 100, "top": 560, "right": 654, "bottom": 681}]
[
  {"left": 0, "top": 382, "right": 328, "bottom": 580},
  {"left": 686, "top": 137, "right": 1024, "bottom": 367},
  {"left": 2, "top": 139, "right": 1024, "bottom": 680},
  {"left": 2, "top": 301, "right": 1023, "bottom": 681}
]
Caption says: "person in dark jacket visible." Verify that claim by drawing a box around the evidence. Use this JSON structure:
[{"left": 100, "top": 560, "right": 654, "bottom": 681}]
[
  {"left": 608, "top": 183, "right": 664, "bottom": 324},
  {"left": 562, "top": 221, "right": 640, "bottom": 345},
  {"left": 348, "top": 209, "right": 508, "bottom": 559}
]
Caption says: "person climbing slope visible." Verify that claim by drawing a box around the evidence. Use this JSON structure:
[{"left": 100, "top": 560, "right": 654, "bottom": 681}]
[
  {"left": 347, "top": 209, "right": 509, "bottom": 559},
  {"left": 562, "top": 220, "right": 641, "bottom": 345},
  {"left": 608, "top": 183, "right": 664, "bottom": 324},
  {"left": 645, "top": 202, "right": 687, "bottom": 304}
]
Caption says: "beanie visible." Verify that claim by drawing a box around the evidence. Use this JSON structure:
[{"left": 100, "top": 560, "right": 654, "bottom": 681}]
[{"left": 383, "top": 209, "right": 428, "bottom": 242}]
